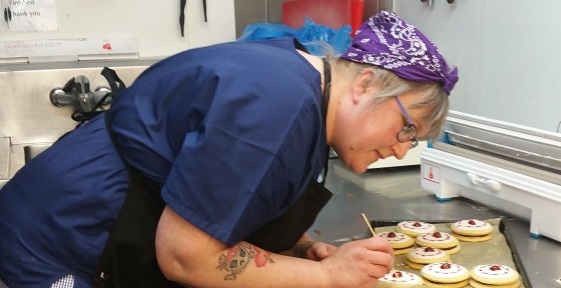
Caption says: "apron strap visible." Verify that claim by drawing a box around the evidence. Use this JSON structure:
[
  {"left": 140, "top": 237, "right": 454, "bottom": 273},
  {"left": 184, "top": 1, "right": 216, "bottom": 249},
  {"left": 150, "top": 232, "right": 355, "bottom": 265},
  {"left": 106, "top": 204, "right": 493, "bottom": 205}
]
[
  {"left": 321, "top": 57, "right": 331, "bottom": 181},
  {"left": 72, "top": 67, "right": 127, "bottom": 123}
]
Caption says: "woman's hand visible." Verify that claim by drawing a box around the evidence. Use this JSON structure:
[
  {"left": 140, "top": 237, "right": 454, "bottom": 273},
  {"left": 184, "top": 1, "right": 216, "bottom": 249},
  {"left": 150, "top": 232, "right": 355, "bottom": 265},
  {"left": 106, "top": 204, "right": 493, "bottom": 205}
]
[
  {"left": 319, "top": 237, "right": 393, "bottom": 288},
  {"left": 305, "top": 241, "right": 337, "bottom": 261},
  {"left": 157, "top": 208, "right": 393, "bottom": 288}
]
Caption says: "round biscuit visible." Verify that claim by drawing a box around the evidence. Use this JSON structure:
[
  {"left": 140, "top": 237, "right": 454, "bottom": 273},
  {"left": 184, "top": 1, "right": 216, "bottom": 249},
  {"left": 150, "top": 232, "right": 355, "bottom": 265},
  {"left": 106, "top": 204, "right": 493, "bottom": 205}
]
[
  {"left": 404, "top": 259, "right": 427, "bottom": 270},
  {"left": 424, "top": 278, "right": 470, "bottom": 288},
  {"left": 393, "top": 246, "right": 414, "bottom": 255},
  {"left": 450, "top": 219, "right": 493, "bottom": 236},
  {"left": 415, "top": 231, "right": 459, "bottom": 249},
  {"left": 452, "top": 231, "right": 493, "bottom": 242},
  {"left": 397, "top": 221, "right": 436, "bottom": 237},
  {"left": 421, "top": 262, "right": 470, "bottom": 284},
  {"left": 441, "top": 243, "right": 461, "bottom": 255},
  {"left": 469, "top": 278, "right": 521, "bottom": 288},
  {"left": 377, "top": 270, "right": 424, "bottom": 288},
  {"left": 470, "top": 264, "right": 520, "bottom": 285},
  {"left": 378, "top": 231, "right": 415, "bottom": 249},
  {"left": 406, "top": 247, "right": 450, "bottom": 264}
]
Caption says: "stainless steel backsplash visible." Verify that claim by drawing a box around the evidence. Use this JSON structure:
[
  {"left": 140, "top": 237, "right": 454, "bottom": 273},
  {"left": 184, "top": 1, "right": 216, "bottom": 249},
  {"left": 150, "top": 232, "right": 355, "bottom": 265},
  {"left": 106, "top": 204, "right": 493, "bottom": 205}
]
[{"left": 0, "top": 60, "right": 155, "bottom": 184}]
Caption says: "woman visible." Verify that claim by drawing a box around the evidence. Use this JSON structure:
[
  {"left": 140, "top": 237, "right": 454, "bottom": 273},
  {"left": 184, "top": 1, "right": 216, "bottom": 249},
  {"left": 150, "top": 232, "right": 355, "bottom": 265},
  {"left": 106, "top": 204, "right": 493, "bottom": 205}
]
[{"left": 0, "top": 11, "right": 457, "bottom": 288}]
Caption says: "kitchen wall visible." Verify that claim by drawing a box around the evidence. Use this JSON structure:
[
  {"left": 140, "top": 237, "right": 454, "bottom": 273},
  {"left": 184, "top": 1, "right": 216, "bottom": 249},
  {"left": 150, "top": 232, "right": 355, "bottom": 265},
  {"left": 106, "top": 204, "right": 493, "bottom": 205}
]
[
  {"left": 2, "top": 0, "right": 394, "bottom": 59},
  {"left": 234, "top": 0, "right": 561, "bottom": 133},
  {"left": 0, "top": 0, "right": 395, "bottom": 186},
  {"left": 1, "top": 0, "right": 236, "bottom": 59},
  {"left": 394, "top": 0, "right": 561, "bottom": 133},
  {"left": 0, "top": 0, "right": 236, "bottom": 185},
  {"left": 234, "top": 0, "right": 284, "bottom": 38}
]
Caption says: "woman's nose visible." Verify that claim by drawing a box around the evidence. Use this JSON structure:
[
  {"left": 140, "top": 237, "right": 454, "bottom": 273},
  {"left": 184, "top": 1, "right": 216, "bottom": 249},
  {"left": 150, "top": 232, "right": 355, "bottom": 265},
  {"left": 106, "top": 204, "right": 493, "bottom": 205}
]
[{"left": 392, "top": 142, "right": 413, "bottom": 160}]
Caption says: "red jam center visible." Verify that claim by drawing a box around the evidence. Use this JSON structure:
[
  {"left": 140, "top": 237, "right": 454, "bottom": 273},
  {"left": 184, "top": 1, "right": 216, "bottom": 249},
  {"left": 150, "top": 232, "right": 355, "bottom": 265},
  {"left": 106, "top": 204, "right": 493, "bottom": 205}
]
[
  {"left": 424, "top": 247, "right": 435, "bottom": 252},
  {"left": 432, "top": 232, "right": 442, "bottom": 238},
  {"left": 440, "top": 263, "right": 451, "bottom": 269},
  {"left": 413, "top": 222, "right": 422, "bottom": 227},
  {"left": 388, "top": 232, "right": 396, "bottom": 238},
  {"left": 392, "top": 271, "right": 403, "bottom": 278},
  {"left": 490, "top": 265, "right": 501, "bottom": 271},
  {"left": 468, "top": 219, "right": 476, "bottom": 225}
]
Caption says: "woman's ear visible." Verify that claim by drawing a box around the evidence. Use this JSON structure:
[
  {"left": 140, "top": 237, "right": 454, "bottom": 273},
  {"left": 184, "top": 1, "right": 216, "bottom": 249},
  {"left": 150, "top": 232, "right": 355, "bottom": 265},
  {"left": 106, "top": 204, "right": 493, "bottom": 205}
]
[{"left": 351, "top": 68, "right": 377, "bottom": 103}]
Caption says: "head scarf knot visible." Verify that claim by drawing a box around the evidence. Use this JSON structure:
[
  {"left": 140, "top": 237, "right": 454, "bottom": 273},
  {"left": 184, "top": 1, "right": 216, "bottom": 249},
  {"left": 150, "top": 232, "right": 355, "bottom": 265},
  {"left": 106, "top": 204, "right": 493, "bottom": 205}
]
[{"left": 340, "top": 11, "right": 458, "bottom": 94}]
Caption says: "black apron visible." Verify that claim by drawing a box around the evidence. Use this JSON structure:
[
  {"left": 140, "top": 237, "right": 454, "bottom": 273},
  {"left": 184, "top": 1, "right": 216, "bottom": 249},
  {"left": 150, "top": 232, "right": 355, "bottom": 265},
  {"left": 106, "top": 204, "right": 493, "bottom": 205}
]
[{"left": 92, "top": 59, "right": 333, "bottom": 287}]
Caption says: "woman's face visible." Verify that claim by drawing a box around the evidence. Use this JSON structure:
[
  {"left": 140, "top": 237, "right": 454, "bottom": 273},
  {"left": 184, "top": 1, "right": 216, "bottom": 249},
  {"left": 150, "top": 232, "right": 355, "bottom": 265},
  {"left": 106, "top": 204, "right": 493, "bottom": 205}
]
[{"left": 329, "top": 91, "right": 432, "bottom": 173}]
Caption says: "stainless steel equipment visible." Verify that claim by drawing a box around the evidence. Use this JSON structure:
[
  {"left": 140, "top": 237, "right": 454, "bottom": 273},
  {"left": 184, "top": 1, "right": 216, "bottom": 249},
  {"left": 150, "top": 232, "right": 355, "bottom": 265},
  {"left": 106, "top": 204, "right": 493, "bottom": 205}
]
[{"left": 421, "top": 110, "right": 561, "bottom": 242}]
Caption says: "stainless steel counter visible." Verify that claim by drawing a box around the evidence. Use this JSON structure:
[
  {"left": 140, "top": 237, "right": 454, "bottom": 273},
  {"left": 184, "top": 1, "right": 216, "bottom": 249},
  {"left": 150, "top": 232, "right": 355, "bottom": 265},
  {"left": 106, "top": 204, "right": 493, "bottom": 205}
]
[{"left": 309, "top": 160, "right": 561, "bottom": 287}]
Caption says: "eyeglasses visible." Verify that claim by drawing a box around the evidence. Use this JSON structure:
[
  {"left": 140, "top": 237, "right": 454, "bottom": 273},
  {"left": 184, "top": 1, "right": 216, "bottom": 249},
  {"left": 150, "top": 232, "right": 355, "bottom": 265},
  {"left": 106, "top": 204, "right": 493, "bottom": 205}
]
[{"left": 394, "top": 96, "right": 419, "bottom": 148}]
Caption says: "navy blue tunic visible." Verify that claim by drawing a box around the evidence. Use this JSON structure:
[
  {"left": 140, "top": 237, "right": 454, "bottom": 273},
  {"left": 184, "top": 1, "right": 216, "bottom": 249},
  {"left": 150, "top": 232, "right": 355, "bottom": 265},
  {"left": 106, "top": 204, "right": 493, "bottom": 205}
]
[{"left": 0, "top": 38, "right": 327, "bottom": 287}]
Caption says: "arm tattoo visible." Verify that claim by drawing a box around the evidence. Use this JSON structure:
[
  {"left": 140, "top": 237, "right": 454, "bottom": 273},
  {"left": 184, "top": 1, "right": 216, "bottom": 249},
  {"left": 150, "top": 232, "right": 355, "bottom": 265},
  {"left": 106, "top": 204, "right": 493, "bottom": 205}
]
[
  {"left": 216, "top": 242, "right": 274, "bottom": 280},
  {"left": 293, "top": 241, "right": 315, "bottom": 259}
]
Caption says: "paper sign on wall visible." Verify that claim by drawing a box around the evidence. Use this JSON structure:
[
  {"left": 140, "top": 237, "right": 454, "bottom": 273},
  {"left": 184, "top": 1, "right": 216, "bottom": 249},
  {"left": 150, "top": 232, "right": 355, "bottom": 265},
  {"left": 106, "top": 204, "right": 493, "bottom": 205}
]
[
  {"left": 0, "top": 37, "right": 139, "bottom": 63},
  {"left": 0, "top": 0, "right": 57, "bottom": 32}
]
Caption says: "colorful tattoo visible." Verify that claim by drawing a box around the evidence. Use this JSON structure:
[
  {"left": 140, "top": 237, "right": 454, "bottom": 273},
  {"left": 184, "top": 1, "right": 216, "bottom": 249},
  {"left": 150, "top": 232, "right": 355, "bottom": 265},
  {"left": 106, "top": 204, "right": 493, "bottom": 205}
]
[{"left": 216, "top": 242, "right": 274, "bottom": 280}]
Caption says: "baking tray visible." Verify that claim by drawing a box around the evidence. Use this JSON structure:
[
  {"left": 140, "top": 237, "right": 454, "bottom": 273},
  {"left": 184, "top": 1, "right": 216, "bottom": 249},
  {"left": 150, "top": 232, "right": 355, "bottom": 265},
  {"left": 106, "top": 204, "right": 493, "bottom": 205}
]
[{"left": 369, "top": 218, "right": 530, "bottom": 288}]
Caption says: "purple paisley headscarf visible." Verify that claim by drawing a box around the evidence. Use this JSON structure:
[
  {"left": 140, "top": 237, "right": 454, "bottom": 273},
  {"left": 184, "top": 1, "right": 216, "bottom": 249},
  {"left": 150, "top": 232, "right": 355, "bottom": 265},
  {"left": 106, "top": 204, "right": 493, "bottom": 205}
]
[{"left": 340, "top": 11, "right": 459, "bottom": 94}]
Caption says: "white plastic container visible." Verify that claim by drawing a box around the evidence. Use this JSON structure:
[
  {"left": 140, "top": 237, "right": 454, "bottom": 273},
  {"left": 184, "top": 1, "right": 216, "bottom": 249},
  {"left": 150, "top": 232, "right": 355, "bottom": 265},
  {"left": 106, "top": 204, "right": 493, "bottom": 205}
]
[{"left": 421, "top": 146, "right": 561, "bottom": 243}]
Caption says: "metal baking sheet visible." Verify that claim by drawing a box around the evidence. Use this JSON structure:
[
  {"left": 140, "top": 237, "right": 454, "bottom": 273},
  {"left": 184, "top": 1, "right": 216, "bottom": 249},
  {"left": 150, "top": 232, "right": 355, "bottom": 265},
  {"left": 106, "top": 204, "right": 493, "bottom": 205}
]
[{"left": 370, "top": 218, "right": 529, "bottom": 288}]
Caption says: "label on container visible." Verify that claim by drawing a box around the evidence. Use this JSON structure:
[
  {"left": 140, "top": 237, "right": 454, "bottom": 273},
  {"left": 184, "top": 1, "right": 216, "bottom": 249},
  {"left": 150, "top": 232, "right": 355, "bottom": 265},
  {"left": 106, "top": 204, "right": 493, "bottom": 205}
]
[{"left": 422, "top": 162, "right": 440, "bottom": 184}]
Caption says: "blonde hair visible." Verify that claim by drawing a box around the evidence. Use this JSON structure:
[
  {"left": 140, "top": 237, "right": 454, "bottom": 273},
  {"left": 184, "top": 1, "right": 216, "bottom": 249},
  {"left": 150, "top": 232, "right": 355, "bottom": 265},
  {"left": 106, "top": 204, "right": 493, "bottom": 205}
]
[{"left": 333, "top": 58, "right": 450, "bottom": 140}]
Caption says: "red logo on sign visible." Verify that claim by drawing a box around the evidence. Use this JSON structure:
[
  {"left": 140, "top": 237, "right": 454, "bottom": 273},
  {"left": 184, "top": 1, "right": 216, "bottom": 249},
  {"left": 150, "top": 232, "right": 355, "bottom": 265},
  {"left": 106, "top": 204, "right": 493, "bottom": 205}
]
[
  {"left": 422, "top": 163, "right": 439, "bottom": 184},
  {"left": 102, "top": 43, "right": 112, "bottom": 50}
]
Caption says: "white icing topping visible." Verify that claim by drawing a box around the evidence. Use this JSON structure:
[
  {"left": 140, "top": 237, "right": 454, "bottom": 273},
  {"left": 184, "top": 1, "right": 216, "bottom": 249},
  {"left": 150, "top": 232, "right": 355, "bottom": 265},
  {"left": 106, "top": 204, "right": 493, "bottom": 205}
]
[
  {"left": 379, "top": 270, "right": 422, "bottom": 283},
  {"left": 453, "top": 219, "right": 492, "bottom": 231},
  {"left": 398, "top": 221, "right": 435, "bottom": 233},
  {"left": 422, "top": 262, "right": 468, "bottom": 279},
  {"left": 408, "top": 247, "right": 446, "bottom": 258},
  {"left": 418, "top": 232, "right": 454, "bottom": 243},
  {"left": 472, "top": 264, "right": 517, "bottom": 279},
  {"left": 378, "top": 232, "right": 411, "bottom": 243}
]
